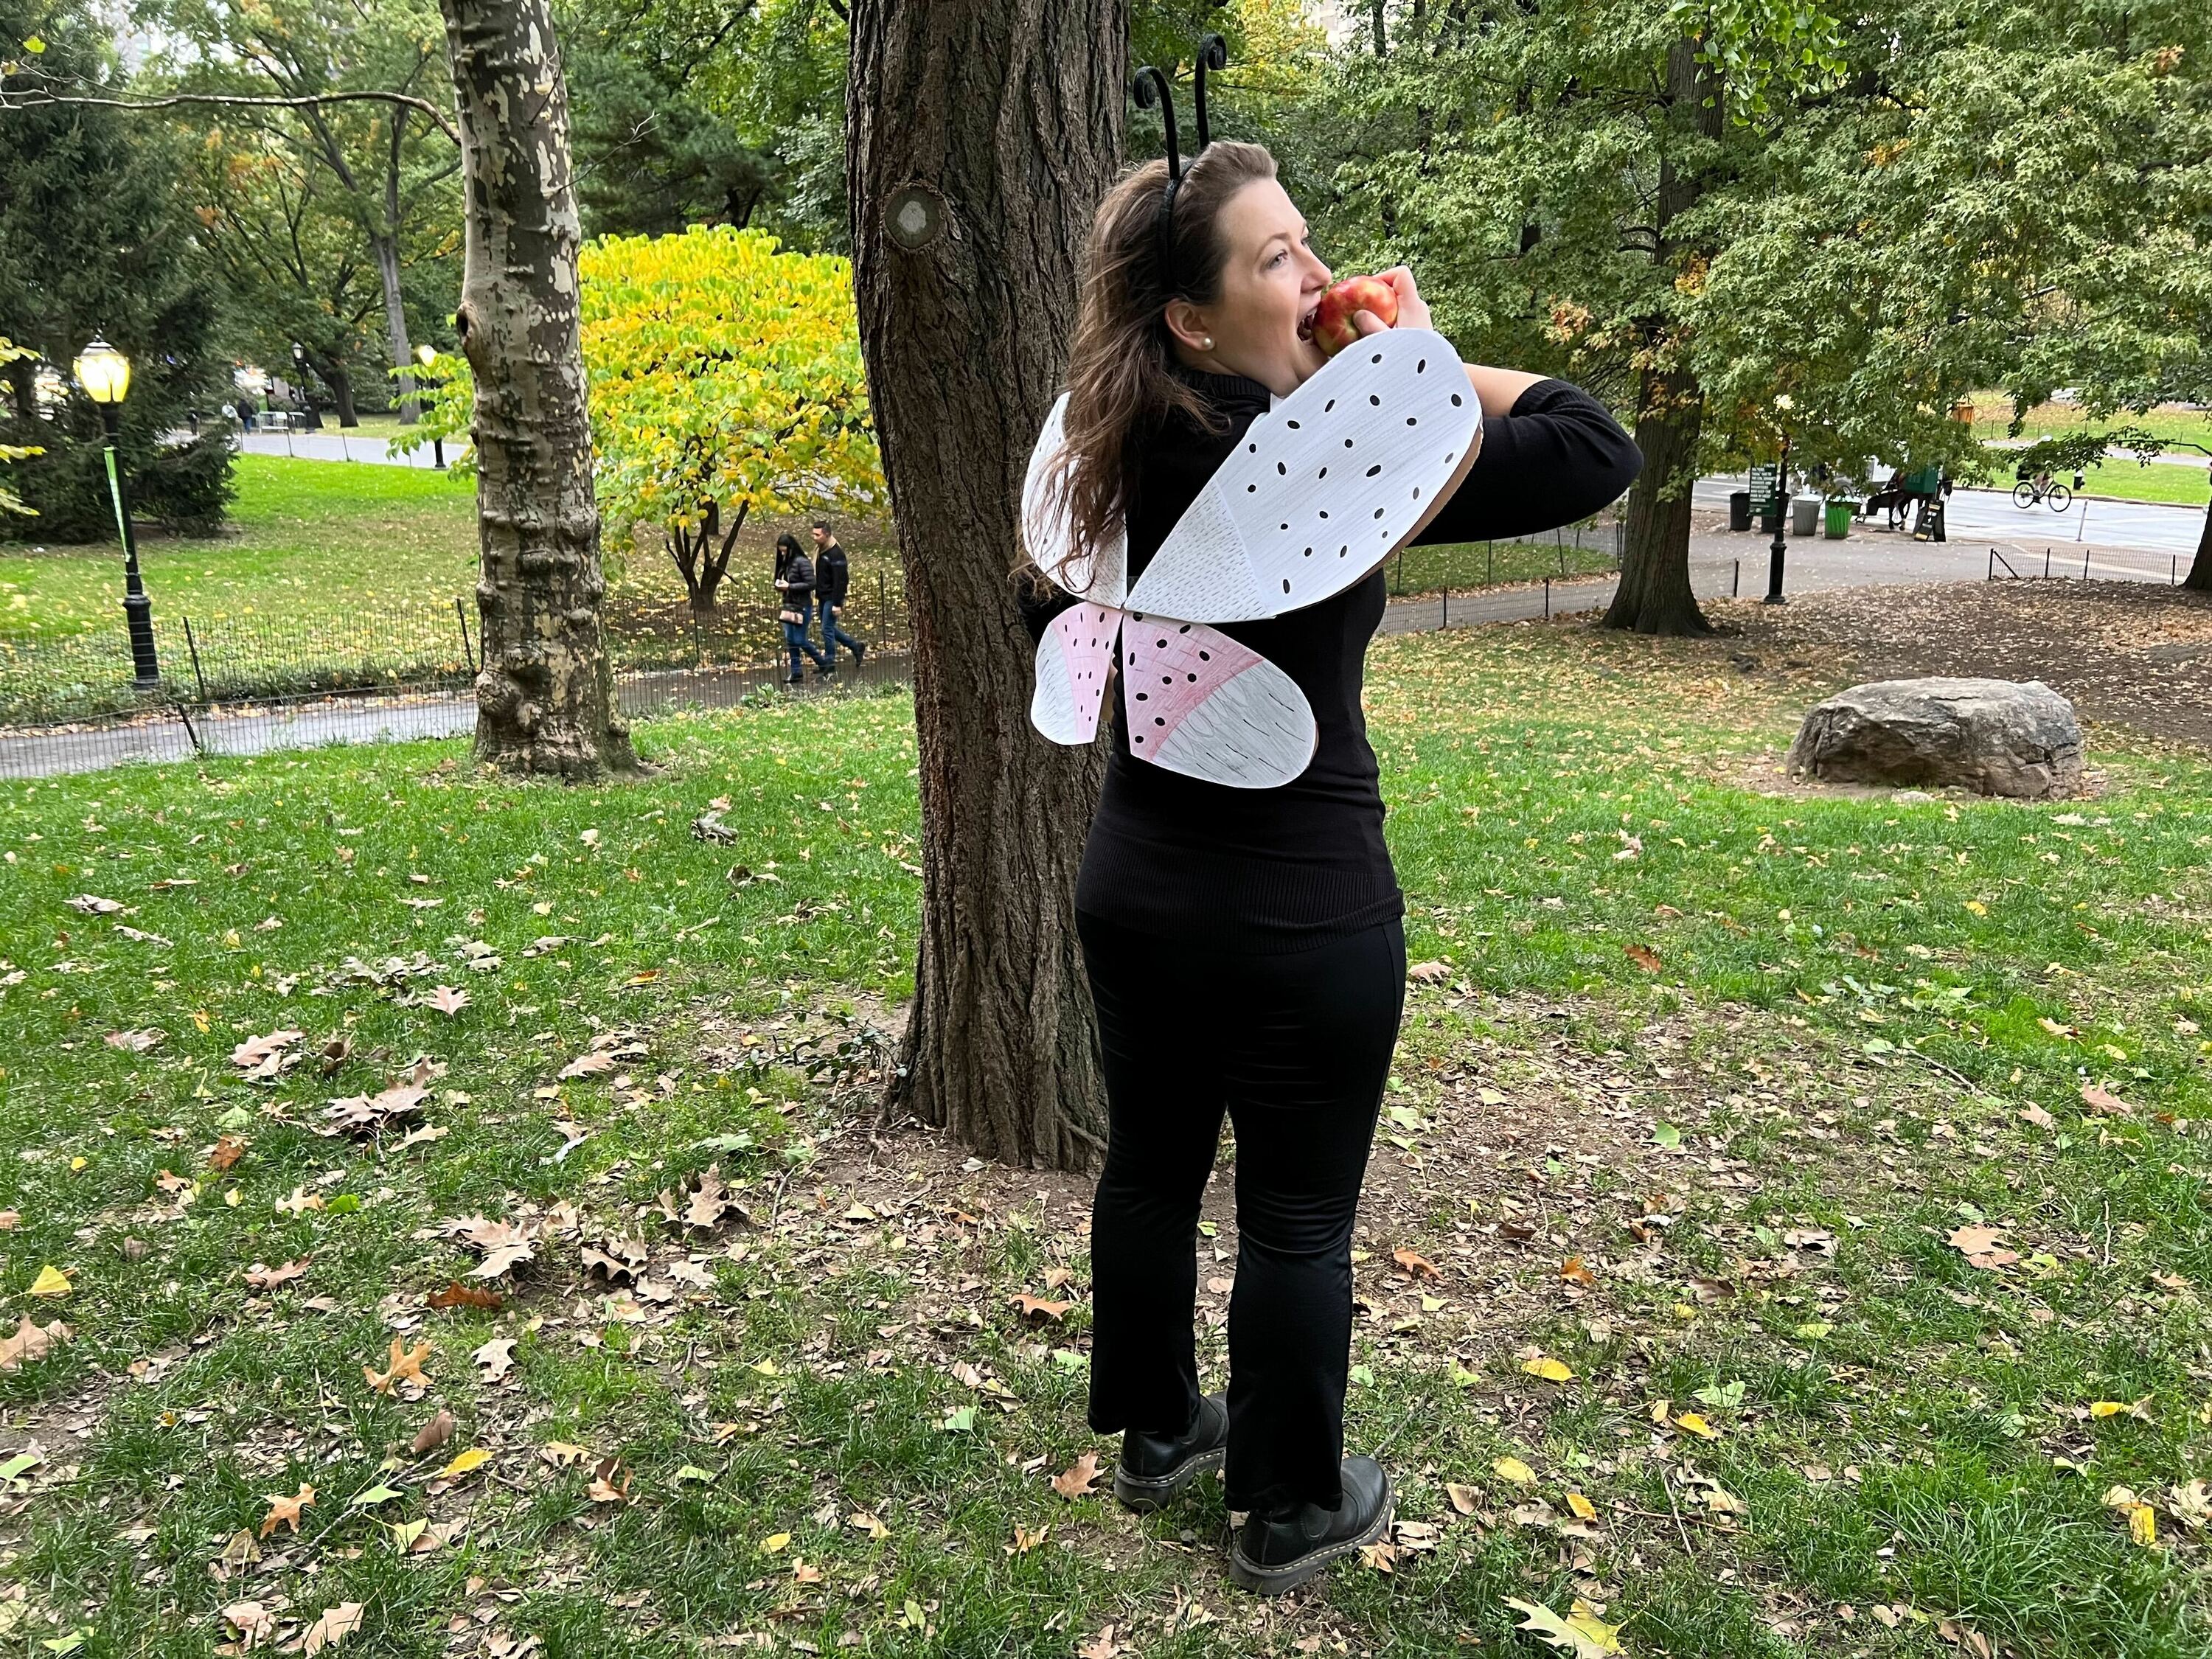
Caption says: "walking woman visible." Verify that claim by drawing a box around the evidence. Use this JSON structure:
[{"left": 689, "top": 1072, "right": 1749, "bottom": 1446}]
[
  {"left": 773, "top": 532, "right": 832, "bottom": 684},
  {"left": 1020, "top": 140, "right": 1640, "bottom": 1593}
]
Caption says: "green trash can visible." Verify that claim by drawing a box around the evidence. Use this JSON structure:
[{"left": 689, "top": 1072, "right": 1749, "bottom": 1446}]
[{"left": 1823, "top": 498, "right": 1851, "bottom": 539}]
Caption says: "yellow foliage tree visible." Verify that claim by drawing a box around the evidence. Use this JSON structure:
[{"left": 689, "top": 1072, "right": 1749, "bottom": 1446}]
[
  {"left": 583, "top": 226, "right": 881, "bottom": 614},
  {"left": 396, "top": 225, "right": 881, "bottom": 615}
]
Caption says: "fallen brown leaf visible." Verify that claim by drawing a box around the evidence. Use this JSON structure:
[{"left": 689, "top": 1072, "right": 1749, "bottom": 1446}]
[
  {"left": 1053, "top": 1451, "right": 1104, "bottom": 1500},
  {"left": 364, "top": 1338, "right": 432, "bottom": 1395},
  {"left": 411, "top": 1410, "right": 457, "bottom": 1457},
  {"left": 0, "top": 1314, "right": 72, "bottom": 1371},
  {"left": 258, "top": 1483, "right": 315, "bottom": 1537}
]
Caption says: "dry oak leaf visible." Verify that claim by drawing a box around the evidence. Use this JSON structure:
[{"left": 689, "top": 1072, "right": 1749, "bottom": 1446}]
[
  {"left": 0, "top": 1314, "right": 72, "bottom": 1371},
  {"left": 1013, "top": 1293, "right": 1072, "bottom": 1324},
  {"left": 585, "top": 1455, "right": 633, "bottom": 1503},
  {"left": 1077, "top": 1626, "right": 1124, "bottom": 1659},
  {"left": 259, "top": 1483, "right": 316, "bottom": 1537},
  {"left": 2019, "top": 1105, "right": 2057, "bottom": 1130},
  {"left": 1391, "top": 1247, "right": 1441, "bottom": 1281},
  {"left": 411, "top": 1410, "right": 457, "bottom": 1458},
  {"left": 427, "top": 1279, "right": 502, "bottom": 1311},
  {"left": 66, "top": 893, "right": 124, "bottom": 914},
  {"left": 244, "top": 1257, "right": 311, "bottom": 1290},
  {"left": 581, "top": 1237, "right": 647, "bottom": 1284},
  {"left": 208, "top": 1135, "right": 248, "bottom": 1171},
  {"left": 1445, "top": 1482, "right": 1481, "bottom": 1515},
  {"left": 1408, "top": 960, "right": 1452, "bottom": 985},
  {"left": 1559, "top": 1256, "right": 1597, "bottom": 1288},
  {"left": 441, "top": 1215, "right": 538, "bottom": 1280},
  {"left": 230, "top": 1029, "right": 303, "bottom": 1071},
  {"left": 425, "top": 985, "right": 470, "bottom": 1016},
  {"left": 1945, "top": 1225, "right": 2020, "bottom": 1270},
  {"left": 364, "top": 1338, "right": 432, "bottom": 1395},
  {"left": 105, "top": 1027, "right": 165, "bottom": 1052},
  {"left": 847, "top": 1509, "right": 890, "bottom": 1540},
  {"left": 1622, "top": 943, "right": 1663, "bottom": 973},
  {"left": 322, "top": 1079, "right": 430, "bottom": 1136},
  {"left": 1053, "top": 1452, "right": 1105, "bottom": 1500},
  {"left": 473, "top": 1337, "right": 518, "bottom": 1382},
  {"left": 2081, "top": 1083, "right": 2134, "bottom": 1116},
  {"left": 558, "top": 1049, "right": 616, "bottom": 1081},
  {"left": 221, "top": 1599, "right": 276, "bottom": 1650},
  {"left": 299, "top": 1601, "right": 365, "bottom": 1653}
]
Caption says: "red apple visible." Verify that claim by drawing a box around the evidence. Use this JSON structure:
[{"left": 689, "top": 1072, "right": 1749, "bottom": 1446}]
[{"left": 1300, "top": 274, "right": 1399, "bottom": 357}]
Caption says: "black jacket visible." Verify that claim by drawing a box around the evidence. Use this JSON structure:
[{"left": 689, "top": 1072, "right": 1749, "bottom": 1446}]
[
  {"left": 1035, "top": 363, "right": 1641, "bottom": 952},
  {"left": 815, "top": 542, "right": 850, "bottom": 608},
  {"left": 779, "top": 551, "right": 815, "bottom": 606}
]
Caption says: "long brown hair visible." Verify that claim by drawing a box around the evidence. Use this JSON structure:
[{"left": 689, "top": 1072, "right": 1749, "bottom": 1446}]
[{"left": 1022, "top": 140, "right": 1280, "bottom": 595}]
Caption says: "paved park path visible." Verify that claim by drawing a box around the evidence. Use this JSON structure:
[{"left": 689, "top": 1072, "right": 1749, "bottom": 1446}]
[{"left": 6, "top": 509, "right": 2191, "bottom": 780}]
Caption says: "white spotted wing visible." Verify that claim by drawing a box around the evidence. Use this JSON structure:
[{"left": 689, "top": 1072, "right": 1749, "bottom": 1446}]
[
  {"left": 1122, "top": 328, "right": 1481, "bottom": 623},
  {"left": 1020, "top": 391, "right": 1126, "bottom": 606}
]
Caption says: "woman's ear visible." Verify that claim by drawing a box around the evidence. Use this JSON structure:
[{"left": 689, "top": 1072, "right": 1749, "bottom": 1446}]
[{"left": 1162, "top": 299, "right": 1213, "bottom": 355}]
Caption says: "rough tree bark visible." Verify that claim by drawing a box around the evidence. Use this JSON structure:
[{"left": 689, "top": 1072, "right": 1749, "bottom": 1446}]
[
  {"left": 439, "top": 0, "right": 639, "bottom": 781},
  {"left": 2188, "top": 507, "right": 2211, "bottom": 593},
  {"left": 848, "top": 0, "right": 1125, "bottom": 1170},
  {"left": 1603, "top": 36, "right": 1721, "bottom": 636}
]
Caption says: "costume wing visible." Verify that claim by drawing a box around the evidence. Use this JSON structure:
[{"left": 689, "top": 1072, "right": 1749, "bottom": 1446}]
[
  {"left": 1124, "top": 328, "right": 1482, "bottom": 623},
  {"left": 1020, "top": 391, "right": 1127, "bottom": 606},
  {"left": 1030, "top": 602, "right": 1121, "bottom": 745},
  {"left": 1120, "top": 614, "right": 1315, "bottom": 788}
]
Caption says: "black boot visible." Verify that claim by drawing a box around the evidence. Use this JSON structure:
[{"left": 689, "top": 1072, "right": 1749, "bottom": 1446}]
[
  {"left": 1228, "top": 1455, "right": 1393, "bottom": 1596},
  {"left": 852, "top": 641, "right": 866, "bottom": 668},
  {"left": 1112, "top": 1391, "right": 1227, "bottom": 1512}
]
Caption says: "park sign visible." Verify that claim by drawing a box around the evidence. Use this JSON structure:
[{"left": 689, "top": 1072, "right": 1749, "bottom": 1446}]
[{"left": 1748, "top": 464, "right": 1782, "bottom": 515}]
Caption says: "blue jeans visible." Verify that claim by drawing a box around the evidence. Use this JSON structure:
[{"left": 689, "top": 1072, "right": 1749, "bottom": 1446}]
[
  {"left": 817, "top": 599, "right": 863, "bottom": 661},
  {"left": 784, "top": 602, "right": 830, "bottom": 678}
]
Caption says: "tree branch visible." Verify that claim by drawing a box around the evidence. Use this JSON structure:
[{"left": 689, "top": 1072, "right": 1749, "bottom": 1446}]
[{"left": 0, "top": 86, "right": 460, "bottom": 147}]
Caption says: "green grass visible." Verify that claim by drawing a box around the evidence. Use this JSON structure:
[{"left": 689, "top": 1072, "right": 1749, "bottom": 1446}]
[
  {"left": 3, "top": 616, "right": 2210, "bottom": 1654},
  {"left": 0, "top": 459, "right": 910, "bottom": 721}
]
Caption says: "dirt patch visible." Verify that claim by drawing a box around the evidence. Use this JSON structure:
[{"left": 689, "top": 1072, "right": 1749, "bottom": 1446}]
[{"left": 1700, "top": 580, "right": 2212, "bottom": 750}]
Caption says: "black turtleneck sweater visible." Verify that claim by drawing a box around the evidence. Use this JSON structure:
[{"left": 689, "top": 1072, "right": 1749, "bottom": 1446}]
[{"left": 1047, "top": 364, "right": 1641, "bottom": 953}]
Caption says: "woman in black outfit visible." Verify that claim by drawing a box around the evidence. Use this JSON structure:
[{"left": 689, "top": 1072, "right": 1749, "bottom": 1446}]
[{"left": 1023, "top": 141, "right": 1641, "bottom": 1594}]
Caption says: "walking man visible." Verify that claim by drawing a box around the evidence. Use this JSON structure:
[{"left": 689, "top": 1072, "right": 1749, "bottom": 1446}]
[{"left": 810, "top": 520, "right": 867, "bottom": 671}]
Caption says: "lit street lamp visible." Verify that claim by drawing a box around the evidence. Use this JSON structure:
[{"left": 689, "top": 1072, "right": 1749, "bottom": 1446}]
[
  {"left": 416, "top": 343, "right": 445, "bottom": 470},
  {"left": 73, "top": 336, "right": 161, "bottom": 688}
]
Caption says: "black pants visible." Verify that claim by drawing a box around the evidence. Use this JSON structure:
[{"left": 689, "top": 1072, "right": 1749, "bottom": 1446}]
[{"left": 1079, "top": 909, "right": 1406, "bottom": 1517}]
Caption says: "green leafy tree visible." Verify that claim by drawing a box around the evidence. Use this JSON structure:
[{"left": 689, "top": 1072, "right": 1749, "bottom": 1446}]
[
  {"left": 1307, "top": 0, "right": 2208, "bottom": 631},
  {"left": 0, "top": 0, "right": 234, "bottom": 540},
  {"left": 133, "top": 0, "right": 463, "bottom": 421}
]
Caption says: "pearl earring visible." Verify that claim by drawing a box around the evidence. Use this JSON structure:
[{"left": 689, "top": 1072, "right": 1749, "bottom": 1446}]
[{"left": 1202, "top": 336, "right": 1214, "bottom": 349}]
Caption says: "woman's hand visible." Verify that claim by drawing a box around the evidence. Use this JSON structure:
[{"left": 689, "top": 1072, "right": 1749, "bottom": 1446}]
[{"left": 1354, "top": 266, "right": 1434, "bottom": 335}]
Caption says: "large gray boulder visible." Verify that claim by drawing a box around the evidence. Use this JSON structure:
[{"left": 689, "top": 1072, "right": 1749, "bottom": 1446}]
[{"left": 1786, "top": 677, "right": 2083, "bottom": 799}]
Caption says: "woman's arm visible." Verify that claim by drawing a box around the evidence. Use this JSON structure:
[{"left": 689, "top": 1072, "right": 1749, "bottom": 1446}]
[{"left": 1410, "top": 378, "right": 1642, "bottom": 546}]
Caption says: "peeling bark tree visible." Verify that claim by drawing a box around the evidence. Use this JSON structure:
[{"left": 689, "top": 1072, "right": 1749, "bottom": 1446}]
[
  {"left": 438, "top": 0, "right": 639, "bottom": 781},
  {"left": 1603, "top": 37, "right": 1720, "bottom": 638},
  {"left": 848, "top": 0, "right": 1126, "bottom": 1170}
]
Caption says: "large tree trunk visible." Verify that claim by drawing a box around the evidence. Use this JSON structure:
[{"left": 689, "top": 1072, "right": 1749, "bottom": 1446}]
[
  {"left": 2187, "top": 505, "right": 2211, "bottom": 594},
  {"left": 440, "top": 0, "right": 639, "bottom": 781},
  {"left": 848, "top": 0, "right": 1123, "bottom": 1170},
  {"left": 1607, "top": 366, "right": 1711, "bottom": 633},
  {"left": 321, "top": 361, "right": 360, "bottom": 428},
  {"left": 372, "top": 229, "right": 422, "bottom": 424},
  {"left": 1603, "top": 35, "right": 1719, "bottom": 636}
]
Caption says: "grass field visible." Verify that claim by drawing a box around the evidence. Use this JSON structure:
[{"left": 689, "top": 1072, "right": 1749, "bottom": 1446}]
[{"left": 3, "top": 619, "right": 2208, "bottom": 1655}]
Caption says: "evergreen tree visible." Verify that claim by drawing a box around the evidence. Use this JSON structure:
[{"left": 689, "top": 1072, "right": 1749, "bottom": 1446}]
[{"left": 0, "top": 0, "right": 234, "bottom": 540}]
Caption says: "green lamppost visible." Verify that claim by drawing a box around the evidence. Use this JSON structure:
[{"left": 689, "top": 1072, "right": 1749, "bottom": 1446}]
[{"left": 73, "top": 336, "right": 161, "bottom": 687}]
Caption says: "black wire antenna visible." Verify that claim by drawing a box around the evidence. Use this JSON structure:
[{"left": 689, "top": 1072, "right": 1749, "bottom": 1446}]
[{"left": 1133, "top": 31, "right": 1228, "bottom": 296}]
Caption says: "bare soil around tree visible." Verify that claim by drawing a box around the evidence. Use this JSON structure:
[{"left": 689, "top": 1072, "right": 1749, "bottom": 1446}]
[{"left": 1696, "top": 578, "right": 2212, "bottom": 750}]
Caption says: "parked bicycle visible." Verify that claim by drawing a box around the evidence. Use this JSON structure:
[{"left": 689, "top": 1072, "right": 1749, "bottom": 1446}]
[{"left": 2011, "top": 470, "right": 2072, "bottom": 511}]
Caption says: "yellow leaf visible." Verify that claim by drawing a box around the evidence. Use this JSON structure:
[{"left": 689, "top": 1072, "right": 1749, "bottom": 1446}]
[
  {"left": 1506, "top": 1596, "right": 1624, "bottom": 1657},
  {"left": 760, "top": 1531, "right": 791, "bottom": 1553},
  {"left": 438, "top": 1447, "right": 491, "bottom": 1479},
  {"left": 1962, "top": 900, "right": 1987, "bottom": 916},
  {"left": 750, "top": 1357, "right": 780, "bottom": 1377},
  {"left": 2129, "top": 1504, "right": 2157, "bottom": 1548},
  {"left": 1672, "top": 1411, "right": 1720, "bottom": 1439},
  {"left": 27, "top": 1265, "right": 70, "bottom": 1298},
  {"left": 1493, "top": 1456, "right": 1537, "bottom": 1485},
  {"left": 1565, "top": 1491, "right": 1598, "bottom": 1521},
  {"left": 2090, "top": 1401, "right": 2128, "bottom": 1419},
  {"left": 1521, "top": 1356, "right": 1575, "bottom": 1382}
]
